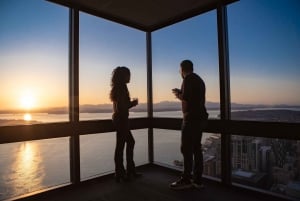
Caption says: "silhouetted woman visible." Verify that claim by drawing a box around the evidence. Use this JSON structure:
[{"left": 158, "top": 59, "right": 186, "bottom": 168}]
[{"left": 110, "top": 66, "right": 140, "bottom": 182}]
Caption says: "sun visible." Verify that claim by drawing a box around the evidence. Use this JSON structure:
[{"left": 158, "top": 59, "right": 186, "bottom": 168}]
[{"left": 20, "top": 91, "right": 36, "bottom": 110}]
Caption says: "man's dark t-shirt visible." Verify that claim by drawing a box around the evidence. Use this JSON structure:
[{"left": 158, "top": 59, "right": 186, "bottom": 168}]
[{"left": 181, "top": 73, "right": 208, "bottom": 121}]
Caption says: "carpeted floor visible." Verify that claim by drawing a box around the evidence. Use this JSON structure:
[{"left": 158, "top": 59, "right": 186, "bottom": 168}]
[{"left": 15, "top": 164, "right": 290, "bottom": 201}]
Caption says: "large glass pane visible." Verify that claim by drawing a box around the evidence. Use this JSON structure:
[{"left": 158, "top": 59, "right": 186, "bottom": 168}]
[
  {"left": 79, "top": 12, "right": 147, "bottom": 121},
  {"left": 154, "top": 129, "right": 221, "bottom": 179},
  {"left": 228, "top": 0, "right": 300, "bottom": 120},
  {"left": 0, "top": 138, "right": 70, "bottom": 200},
  {"left": 80, "top": 129, "right": 148, "bottom": 180},
  {"left": 0, "top": 0, "right": 69, "bottom": 126},
  {"left": 132, "top": 129, "right": 149, "bottom": 166},
  {"left": 80, "top": 132, "right": 115, "bottom": 179},
  {"left": 228, "top": 1, "right": 300, "bottom": 199},
  {"left": 152, "top": 11, "right": 220, "bottom": 119},
  {"left": 153, "top": 129, "right": 181, "bottom": 168}
]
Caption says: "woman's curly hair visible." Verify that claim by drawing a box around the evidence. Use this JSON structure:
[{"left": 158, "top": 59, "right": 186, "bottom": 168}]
[{"left": 110, "top": 66, "right": 130, "bottom": 102}]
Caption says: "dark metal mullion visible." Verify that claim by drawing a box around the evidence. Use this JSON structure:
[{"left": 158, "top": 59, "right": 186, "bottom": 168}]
[
  {"left": 217, "top": 5, "right": 231, "bottom": 185},
  {"left": 69, "top": 8, "right": 80, "bottom": 185},
  {"left": 146, "top": 32, "right": 154, "bottom": 163}
]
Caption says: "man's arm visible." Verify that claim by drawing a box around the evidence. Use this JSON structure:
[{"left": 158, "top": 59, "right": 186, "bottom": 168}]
[
  {"left": 172, "top": 88, "right": 188, "bottom": 113},
  {"left": 181, "top": 100, "right": 188, "bottom": 114}
]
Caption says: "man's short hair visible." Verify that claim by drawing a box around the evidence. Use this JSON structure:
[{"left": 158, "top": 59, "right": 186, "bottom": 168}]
[{"left": 180, "top": 60, "right": 193, "bottom": 73}]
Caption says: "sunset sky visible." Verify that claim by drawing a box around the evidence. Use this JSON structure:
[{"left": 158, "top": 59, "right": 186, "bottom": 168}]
[{"left": 0, "top": 0, "right": 299, "bottom": 111}]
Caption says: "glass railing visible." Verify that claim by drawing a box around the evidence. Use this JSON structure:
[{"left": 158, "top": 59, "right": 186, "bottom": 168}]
[
  {"left": 80, "top": 129, "right": 148, "bottom": 180},
  {"left": 153, "top": 129, "right": 222, "bottom": 179},
  {"left": 0, "top": 119, "right": 299, "bottom": 200}
]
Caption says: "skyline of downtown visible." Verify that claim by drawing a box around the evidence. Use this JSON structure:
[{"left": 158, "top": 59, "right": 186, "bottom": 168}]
[{"left": 0, "top": 0, "right": 300, "bottom": 111}]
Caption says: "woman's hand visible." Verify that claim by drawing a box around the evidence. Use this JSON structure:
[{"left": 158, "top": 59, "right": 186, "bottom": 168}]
[{"left": 132, "top": 98, "right": 138, "bottom": 107}]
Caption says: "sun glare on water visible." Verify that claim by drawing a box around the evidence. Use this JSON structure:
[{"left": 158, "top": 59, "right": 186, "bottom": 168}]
[{"left": 23, "top": 113, "right": 32, "bottom": 121}]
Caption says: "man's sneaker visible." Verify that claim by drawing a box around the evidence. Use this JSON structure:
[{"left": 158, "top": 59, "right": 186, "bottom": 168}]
[
  {"left": 192, "top": 180, "right": 204, "bottom": 189},
  {"left": 169, "top": 177, "right": 193, "bottom": 190}
]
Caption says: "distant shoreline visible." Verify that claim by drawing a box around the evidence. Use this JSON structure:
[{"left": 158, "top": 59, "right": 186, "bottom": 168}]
[
  {"left": 1, "top": 109, "right": 300, "bottom": 126},
  {"left": 0, "top": 102, "right": 299, "bottom": 115}
]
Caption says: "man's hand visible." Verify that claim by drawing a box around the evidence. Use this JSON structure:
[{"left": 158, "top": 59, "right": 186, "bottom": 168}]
[{"left": 172, "top": 88, "right": 182, "bottom": 100}]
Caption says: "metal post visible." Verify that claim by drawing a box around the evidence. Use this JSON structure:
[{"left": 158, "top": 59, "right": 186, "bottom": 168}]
[
  {"left": 69, "top": 8, "right": 80, "bottom": 184},
  {"left": 217, "top": 5, "right": 231, "bottom": 185},
  {"left": 146, "top": 32, "right": 154, "bottom": 163}
]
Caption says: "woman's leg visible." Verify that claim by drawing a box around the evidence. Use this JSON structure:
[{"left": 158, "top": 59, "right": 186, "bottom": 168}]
[
  {"left": 114, "top": 130, "right": 126, "bottom": 177},
  {"left": 125, "top": 130, "right": 136, "bottom": 174}
]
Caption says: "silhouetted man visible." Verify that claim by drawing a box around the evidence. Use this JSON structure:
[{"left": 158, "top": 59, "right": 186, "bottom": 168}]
[{"left": 170, "top": 60, "right": 208, "bottom": 190}]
